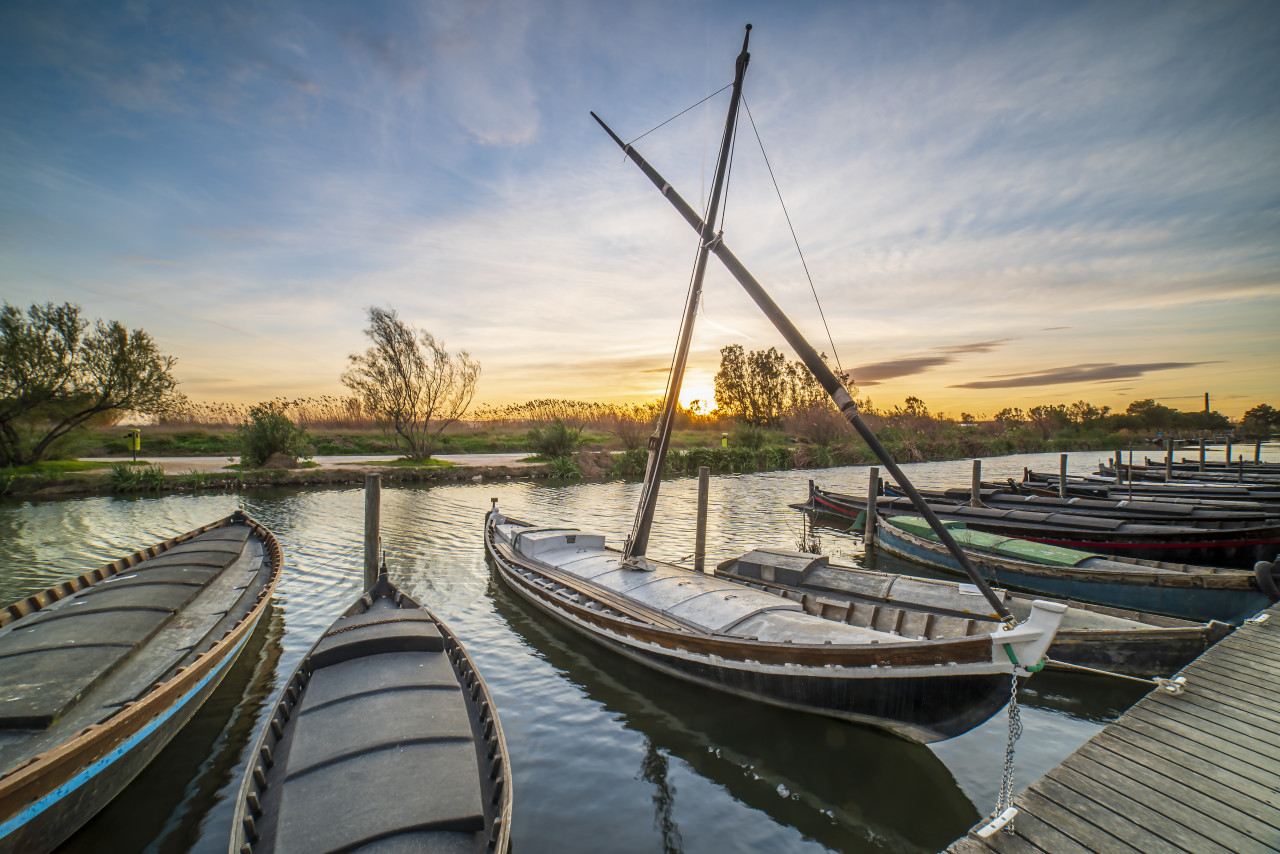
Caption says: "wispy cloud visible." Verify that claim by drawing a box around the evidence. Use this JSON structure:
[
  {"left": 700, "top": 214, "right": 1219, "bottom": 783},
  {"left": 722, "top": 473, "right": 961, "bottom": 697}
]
[{"left": 951, "top": 362, "right": 1213, "bottom": 390}]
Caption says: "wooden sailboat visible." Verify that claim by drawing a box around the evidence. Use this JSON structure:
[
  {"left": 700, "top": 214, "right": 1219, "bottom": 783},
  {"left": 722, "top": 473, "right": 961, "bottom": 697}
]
[
  {"left": 486, "top": 25, "right": 1066, "bottom": 744},
  {"left": 713, "top": 547, "right": 1234, "bottom": 676},
  {"left": 0, "top": 511, "right": 281, "bottom": 854},
  {"left": 230, "top": 565, "right": 511, "bottom": 854}
]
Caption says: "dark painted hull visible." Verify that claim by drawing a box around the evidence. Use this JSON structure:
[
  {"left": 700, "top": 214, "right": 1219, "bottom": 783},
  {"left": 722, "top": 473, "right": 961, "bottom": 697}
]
[
  {"left": 876, "top": 518, "right": 1268, "bottom": 625},
  {"left": 485, "top": 513, "right": 1014, "bottom": 743},
  {"left": 803, "top": 484, "right": 1280, "bottom": 567}
]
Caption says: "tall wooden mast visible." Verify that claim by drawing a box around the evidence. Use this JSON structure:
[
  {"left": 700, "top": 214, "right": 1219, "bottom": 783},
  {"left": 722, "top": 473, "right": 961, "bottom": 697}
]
[
  {"left": 593, "top": 28, "right": 1014, "bottom": 620},
  {"left": 618, "top": 24, "right": 752, "bottom": 565}
]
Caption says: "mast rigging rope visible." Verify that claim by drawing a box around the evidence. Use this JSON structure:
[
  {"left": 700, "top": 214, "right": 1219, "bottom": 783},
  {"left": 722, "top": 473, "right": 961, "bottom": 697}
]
[{"left": 741, "top": 97, "right": 845, "bottom": 380}]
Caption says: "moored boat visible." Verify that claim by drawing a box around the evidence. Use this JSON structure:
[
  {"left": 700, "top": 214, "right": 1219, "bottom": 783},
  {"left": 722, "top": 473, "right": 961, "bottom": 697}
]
[
  {"left": 486, "top": 510, "right": 1064, "bottom": 743},
  {"left": 871, "top": 514, "right": 1276, "bottom": 624},
  {"left": 230, "top": 567, "right": 512, "bottom": 854},
  {"left": 800, "top": 481, "right": 1280, "bottom": 567},
  {"left": 487, "top": 24, "right": 1071, "bottom": 744},
  {"left": 0, "top": 511, "right": 281, "bottom": 854},
  {"left": 714, "top": 547, "right": 1233, "bottom": 676}
]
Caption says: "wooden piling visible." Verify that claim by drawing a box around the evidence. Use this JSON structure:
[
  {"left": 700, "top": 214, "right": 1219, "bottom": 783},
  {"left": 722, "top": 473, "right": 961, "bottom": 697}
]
[
  {"left": 1225, "top": 438, "right": 1232, "bottom": 463},
  {"left": 1165, "top": 438, "right": 1173, "bottom": 482},
  {"left": 1256, "top": 441, "right": 1263, "bottom": 463},
  {"left": 1114, "top": 451, "right": 1122, "bottom": 484},
  {"left": 1058, "top": 454, "right": 1067, "bottom": 499},
  {"left": 694, "top": 466, "right": 710, "bottom": 573},
  {"left": 1199, "top": 437, "right": 1206, "bottom": 473},
  {"left": 363, "top": 474, "right": 381, "bottom": 589},
  {"left": 864, "top": 467, "right": 879, "bottom": 548},
  {"left": 970, "top": 459, "right": 982, "bottom": 507}
]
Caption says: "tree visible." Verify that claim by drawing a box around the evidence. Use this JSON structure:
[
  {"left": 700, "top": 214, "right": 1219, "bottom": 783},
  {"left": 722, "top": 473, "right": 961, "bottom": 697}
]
[
  {"left": 341, "top": 307, "right": 480, "bottom": 459},
  {"left": 0, "top": 302, "right": 177, "bottom": 466},
  {"left": 714, "top": 344, "right": 850, "bottom": 426},
  {"left": 1241, "top": 403, "right": 1278, "bottom": 438}
]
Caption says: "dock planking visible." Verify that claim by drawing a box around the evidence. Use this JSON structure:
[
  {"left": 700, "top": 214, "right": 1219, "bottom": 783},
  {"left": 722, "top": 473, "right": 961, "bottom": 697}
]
[{"left": 948, "top": 602, "right": 1280, "bottom": 853}]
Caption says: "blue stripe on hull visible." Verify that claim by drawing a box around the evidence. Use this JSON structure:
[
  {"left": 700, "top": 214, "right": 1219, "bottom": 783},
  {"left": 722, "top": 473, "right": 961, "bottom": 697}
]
[
  {"left": 879, "top": 528, "right": 1268, "bottom": 625},
  {"left": 0, "top": 628, "right": 252, "bottom": 849}
]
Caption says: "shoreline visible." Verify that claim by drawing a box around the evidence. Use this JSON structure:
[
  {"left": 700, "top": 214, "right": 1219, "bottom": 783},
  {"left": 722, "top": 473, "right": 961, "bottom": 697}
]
[{"left": 1, "top": 440, "right": 1161, "bottom": 501}]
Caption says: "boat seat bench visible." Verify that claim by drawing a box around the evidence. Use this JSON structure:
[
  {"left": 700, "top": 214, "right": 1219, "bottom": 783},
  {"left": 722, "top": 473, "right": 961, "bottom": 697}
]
[
  {"left": 0, "top": 528, "right": 248, "bottom": 729},
  {"left": 266, "top": 602, "right": 486, "bottom": 854}
]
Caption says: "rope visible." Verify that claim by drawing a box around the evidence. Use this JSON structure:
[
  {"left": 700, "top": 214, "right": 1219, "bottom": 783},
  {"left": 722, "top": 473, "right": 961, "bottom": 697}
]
[
  {"left": 625, "top": 83, "right": 733, "bottom": 149},
  {"left": 326, "top": 615, "right": 424, "bottom": 636},
  {"left": 741, "top": 96, "right": 844, "bottom": 379}
]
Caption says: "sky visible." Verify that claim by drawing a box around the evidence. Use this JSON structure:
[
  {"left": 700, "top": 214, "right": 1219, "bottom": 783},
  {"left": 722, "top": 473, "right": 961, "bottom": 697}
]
[{"left": 1, "top": 0, "right": 1277, "bottom": 419}]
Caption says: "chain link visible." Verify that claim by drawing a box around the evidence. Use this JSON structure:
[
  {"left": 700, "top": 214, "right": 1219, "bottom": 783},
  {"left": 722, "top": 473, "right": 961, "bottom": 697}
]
[
  {"left": 995, "top": 672, "right": 1022, "bottom": 833},
  {"left": 325, "top": 616, "right": 425, "bottom": 636}
]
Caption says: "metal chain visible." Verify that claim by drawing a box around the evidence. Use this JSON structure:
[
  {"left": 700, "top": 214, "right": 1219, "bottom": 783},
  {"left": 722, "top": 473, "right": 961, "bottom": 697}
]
[
  {"left": 325, "top": 616, "right": 422, "bottom": 636},
  {"left": 996, "top": 673, "right": 1022, "bottom": 832}
]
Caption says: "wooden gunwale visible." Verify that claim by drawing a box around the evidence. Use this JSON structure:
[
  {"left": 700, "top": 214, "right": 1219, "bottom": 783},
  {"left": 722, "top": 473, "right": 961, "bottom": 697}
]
[
  {"left": 879, "top": 516, "right": 1259, "bottom": 592},
  {"left": 486, "top": 517, "right": 994, "bottom": 670},
  {"left": 233, "top": 577, "right": 512, "bottom": 854},
  {"left": 0, "top": 518, "right": 236, "bottom": 629},
  {"left": 0, "top": 513, "right": 282, "bottom": 822}
]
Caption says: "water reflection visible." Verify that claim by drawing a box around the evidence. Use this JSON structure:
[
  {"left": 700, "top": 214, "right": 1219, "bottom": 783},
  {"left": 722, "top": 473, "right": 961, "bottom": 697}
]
[
  {"left": 491, "top": 580, "right": 980, "bottom": 853},
  {"left": 3, "top": 452, "right": 1152, "bottom": 853}
]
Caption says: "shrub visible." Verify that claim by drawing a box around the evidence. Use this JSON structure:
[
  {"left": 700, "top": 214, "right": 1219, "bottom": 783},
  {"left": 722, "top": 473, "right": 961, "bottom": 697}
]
[
  {"left": 527, "top": 418, "right": 585, "bottom": 457},
  {"left": 237, "top": 402, "right": 312, "bottom": 468},
  {"left": 732, "top": 422, "right": 768, "bottom": 450},
  {"left": 548, "top": 456, "right": 582, "bottom": 479},
  {"left": 109, "top": 462, "right": 141, "bottom": 491}
]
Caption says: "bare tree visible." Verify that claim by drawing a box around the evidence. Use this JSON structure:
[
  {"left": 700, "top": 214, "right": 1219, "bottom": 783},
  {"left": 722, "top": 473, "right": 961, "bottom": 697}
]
[
  {"left": 0, "top": 302, "right": 178, "bottom": 466},
  {"left": 341, "top": 307, "right": 480, "bottom": 460}
]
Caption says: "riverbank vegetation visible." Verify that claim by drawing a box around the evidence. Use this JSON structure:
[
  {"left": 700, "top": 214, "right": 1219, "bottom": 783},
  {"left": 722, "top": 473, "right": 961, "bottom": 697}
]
[{"left": 3, "top": 305, "right": 1274, "bottom": 494}]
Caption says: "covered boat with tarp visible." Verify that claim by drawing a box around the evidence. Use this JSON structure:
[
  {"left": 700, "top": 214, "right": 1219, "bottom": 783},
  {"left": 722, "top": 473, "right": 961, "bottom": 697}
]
[
  {"left": 872, "top": 514, "right": 1275, "bottom": 624},
  {"left": 0, "top": 511, "right": 281, "bottom": 854},
  {"left": 230, "top": 566, "right": 511, "bottom": 854}
]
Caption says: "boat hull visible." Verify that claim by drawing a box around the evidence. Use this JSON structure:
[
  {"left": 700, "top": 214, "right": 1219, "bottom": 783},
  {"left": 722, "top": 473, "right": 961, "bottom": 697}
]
[
  {"left": 804, "top": 484, "right": 1280, "bottom": 567},
  {"left": 0, "top": 513, "right": 282, "bottom": 854},
  {"left": 0, "top": 628, "right": 253, "bottom": 854},
  {"left": 230, "top": 574, "right": 512, "bottom": 854},
  {"left": 876, "top": 518, "right": 1269, "bottom": 625},
  {"left": 485, "top": 513, "right": 1014, "bottom": 744}
]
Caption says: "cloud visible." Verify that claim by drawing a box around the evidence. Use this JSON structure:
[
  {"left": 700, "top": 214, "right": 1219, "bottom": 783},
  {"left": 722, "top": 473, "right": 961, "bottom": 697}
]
[
  {"left": 950, "top": 361, "right": 1212, "bottom": 389},
  {"left": 850, "top": 339, "right": 1013, "bottom": 385}
]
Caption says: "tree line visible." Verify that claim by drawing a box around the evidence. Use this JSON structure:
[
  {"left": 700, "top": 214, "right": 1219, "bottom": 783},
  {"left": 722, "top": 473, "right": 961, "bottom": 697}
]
[{"left": 2, "top": 303, "right": 1275, "bottom": 467}]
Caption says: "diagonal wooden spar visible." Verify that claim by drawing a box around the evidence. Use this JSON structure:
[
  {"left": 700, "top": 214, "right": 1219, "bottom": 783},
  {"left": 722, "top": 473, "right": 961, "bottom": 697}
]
[{"left": 590, "top": 106, "right": 1015, "bottom": 622}]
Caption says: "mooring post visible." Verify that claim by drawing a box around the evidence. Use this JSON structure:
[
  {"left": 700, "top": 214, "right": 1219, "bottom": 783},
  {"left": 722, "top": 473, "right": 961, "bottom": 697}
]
[
  {"left": 1239, "top": 456, "right": 1244, "bottom": 483},
  {"left": 1059, "top": 454, "right": 1068, "bottom": 499},
  {"left": 1114, "top": 450, "right": 1123, "bottom": 484},
  {"left": 1199, "top": 438, "right": 1206, "bottom": 473},
  {"left": 865, "top": 466, "right": 879, "bottom": 547},
  {"left": 694, "top": 466, "right": 710, "bottom": 573},
  {"left": 363, "top": 474, "right": 381, "bottom": 589},
  {"left": 1256, "top": 442, "right": 1263, "bottom": 464},
  {"left": 971, "top": 459, "right": 982, "bottom": 507},
  {"left": 1226, "top": 438, "right": 1232, "bottom": 464},
  {"left": 1165, "top": 438, "right": 1174, "bottom": 482}
]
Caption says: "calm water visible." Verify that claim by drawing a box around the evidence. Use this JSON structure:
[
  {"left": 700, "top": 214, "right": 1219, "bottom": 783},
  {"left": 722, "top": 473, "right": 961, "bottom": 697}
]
[{"left": 2, "top": 450, "right": 1222, "bottom": 853}]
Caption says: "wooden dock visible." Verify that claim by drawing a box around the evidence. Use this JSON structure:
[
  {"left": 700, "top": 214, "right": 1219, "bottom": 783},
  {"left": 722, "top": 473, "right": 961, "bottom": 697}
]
[{"left": 948, "top": 602, "right": 1280, "bottom": 853}]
